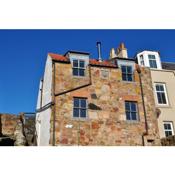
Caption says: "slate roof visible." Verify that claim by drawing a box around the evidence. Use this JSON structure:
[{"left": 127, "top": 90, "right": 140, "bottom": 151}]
[{"left": 162, "top": 62, "right": 175, "bottom": 70}]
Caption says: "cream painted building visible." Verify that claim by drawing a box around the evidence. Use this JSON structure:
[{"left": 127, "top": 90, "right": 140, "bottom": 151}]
[{"left": 137, "top": 51, "right": 175, "bottom": 138}]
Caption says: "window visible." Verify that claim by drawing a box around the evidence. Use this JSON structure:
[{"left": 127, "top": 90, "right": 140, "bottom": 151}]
[
  {"left": 121, "top": 65, "right": 133, "bottom": 81},
  {"left": 148, "top": 54, "right": 157, "bottom": 68},
  {"left": 125, "top": 101, "right": 138, "bottom": 121},
  {"left": 140, "top": 55, "right": 145, "bottom": 66},
  {"left": 155, "top": 83, "right": 168, "bottom": 105},
  {"left": 73, "top": 60, "right": 85, "bottom": 76},
  {"left": 73, "top": 97, "right": 87, "bottom": 118},
  {"left": 163, "top": 121, "right": 174, "bottom": 137}
]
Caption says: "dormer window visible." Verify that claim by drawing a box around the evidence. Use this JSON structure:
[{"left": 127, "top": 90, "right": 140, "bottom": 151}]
[
  {"left": 137, "top": 51, "right": 162, "bottom": 69},
  {"left": 148, "top": 54, "right": 157, "bottom": 68},
  {"left": 73, "top": 59, "right": 85, "bottom": 76}
]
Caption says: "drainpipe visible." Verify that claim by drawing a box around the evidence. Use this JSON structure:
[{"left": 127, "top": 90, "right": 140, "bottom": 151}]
[
  {"left": 136, "top": 65, "right": 148, "bottom": 146},
  {"left": 40, "top": 79, "right": 44, "bottom": 108},
  {"left": 52, "top": 62, "right": 56, "bottom": 146}
]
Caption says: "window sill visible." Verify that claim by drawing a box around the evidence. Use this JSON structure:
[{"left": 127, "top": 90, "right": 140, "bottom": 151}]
[
  {"left": 121, "top": 80, "right": 136, "bottom": 84},
  {"left": 125, "top": 120, "right": 140, "bottom": 124},
  {"left": 156, "top": 104, "right": 171, "bottom": 108},
  {"left": 73, "top": 75, "right": 86, "bottom": 78},
  {"left": 72, "top": 117, "right": 89, "bottom": 121}
]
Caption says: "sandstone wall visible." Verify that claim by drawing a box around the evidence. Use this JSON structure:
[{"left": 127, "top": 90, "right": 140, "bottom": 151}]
[
  {"left": 0, "top": 113, "right": 35, "bottom": 146},
  {"left": 0, "top": 114, "right": 18, "bottom": 137},
  {"left": 50, "top": 63, "right": 160, "bottom": 146},
  {"left": 161, "top": 135, "right": 175, "bottom": 146}
]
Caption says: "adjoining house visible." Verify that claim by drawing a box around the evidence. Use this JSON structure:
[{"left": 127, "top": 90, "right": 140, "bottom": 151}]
[
  {"left": 35, "top": 43, "right": 161, "bottom": 146},
  {"left": 136, "top": 51, "right": 175, "bottom": 139}
]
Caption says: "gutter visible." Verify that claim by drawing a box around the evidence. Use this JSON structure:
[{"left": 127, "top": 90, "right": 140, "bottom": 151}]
[{"left": 52, "top": 62, "right": 56, "bottom": 146}]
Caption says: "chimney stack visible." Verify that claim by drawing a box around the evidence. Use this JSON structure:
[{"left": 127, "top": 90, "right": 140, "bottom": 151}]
[
  {"left": 96, "top": 42, "right": 102, "bottom": 62},
  {"left": 109, "top": 48, "right": 117, "bottom": 59},
  {"left": 116, "top": 42, "right": 128, "bottom": 58}
]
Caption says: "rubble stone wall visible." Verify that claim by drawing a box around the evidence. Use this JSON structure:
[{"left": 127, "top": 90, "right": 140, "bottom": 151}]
[
  {"left": 0, "top": 113, "right": 35, "bottom": 146},
  {"left": 161, "top": 135, "right": 175, "bottom": 146},
  {"left": 50, "top": 63, "right": 160, "bottom": 146},
  {"left": 0, "top": 113, "right": 19, "bottom": 137}
]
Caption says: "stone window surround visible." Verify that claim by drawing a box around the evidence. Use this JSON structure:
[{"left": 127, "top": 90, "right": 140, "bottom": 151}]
[
  {"left": 121, "top": 65, "right": 134, "bottom": 82},
  {"left": 117, "top": 60, "right": 135, "bottom": 82},
  {"left": 124, "top": 101, "right": 139, "bottom": 121},
  {"left": 154, "top": 82, "right": 169, "bottom": 107},
  {"left": 163, "top": 121, "right": 174, "bottom": 137},
  {"left": 72, "top": 97, "right": 88, "bottom": 120}
]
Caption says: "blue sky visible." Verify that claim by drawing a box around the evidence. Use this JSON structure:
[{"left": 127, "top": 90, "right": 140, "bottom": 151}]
[{"left": 0, "top": 30, "right": 175, "bottom": 114}]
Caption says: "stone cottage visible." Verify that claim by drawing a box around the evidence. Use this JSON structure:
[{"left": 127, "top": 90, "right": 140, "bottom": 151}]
[{"left": 35, "top": 43, "right": 161, "bottom": 146}]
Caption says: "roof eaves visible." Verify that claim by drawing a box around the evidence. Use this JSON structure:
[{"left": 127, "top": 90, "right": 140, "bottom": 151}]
[{"left": 64, "top": 50, "right": 90, "bottom": 56}]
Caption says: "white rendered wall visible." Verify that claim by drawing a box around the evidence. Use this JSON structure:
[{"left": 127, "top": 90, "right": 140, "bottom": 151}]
[
  {"left": 151, "top": 69, "right": 175, "bottom": 138},
  {"left": 35, "top": 55, "right": 52, "bottom": 146},
  {"left": 137, "top": 51, "right": 162, "bottom": 69}
]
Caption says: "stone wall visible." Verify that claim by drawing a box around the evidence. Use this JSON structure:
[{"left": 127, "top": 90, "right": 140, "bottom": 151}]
[
  {"left": 0, "top": 114, "right": 18, "bottom": 137},
  {"left": 0, "top": 113, "right": 36, "bottom": 146},
  {"left": 161, "top": 135, "right": 175, "bottom": 146},
  {"left": 50, "top": 62, "right": 161, "bottom": 146},
  {"left": 0, "top": 113, "right": 18, "bottom": 145}
]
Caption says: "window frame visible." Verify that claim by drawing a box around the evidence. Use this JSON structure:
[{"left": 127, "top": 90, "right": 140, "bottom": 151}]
[
  {"left": 121, "top": 65, "right": 134, "bottom": 82},
  {"left": 154, "top": 83, "right": 169, "bottom": 106},
  {"left": 73, "top": 97, "right": 88, "bottom": 119},
  {"left": 140, "top": 55, "right": 145, "bottom": 66},
  {"left": 148, "top": 54, "right": 157, "bottom": 68},
  {"left": 125, "top": 101, "right": 139, "bottom": 121},
  {"left": 163, "top": 121, "right": 174, "bottom": 137},
  {"left": 72, "top": 59, "right": 86, "bottom": 77}
]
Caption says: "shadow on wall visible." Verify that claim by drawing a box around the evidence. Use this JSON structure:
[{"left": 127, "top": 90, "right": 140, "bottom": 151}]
[{"left": 0, "top": 137, "right": 15, "bottom": 146}]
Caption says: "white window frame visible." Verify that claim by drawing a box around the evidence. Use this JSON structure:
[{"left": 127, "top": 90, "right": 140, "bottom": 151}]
[
  {"left": 140, "top": 55, "right": 145, "bottom": 66},
  {"left": 148, "top": 54, "right": 157, "bottom": 68},
  {"left": 163, "top": 121, "right": 174, "bottom": 137},
  {"left": 154, "top": 83, "right": 169, "bottom": 106},
  {"left": 72, "top": 59, "right": 86, "bottom": 77}
]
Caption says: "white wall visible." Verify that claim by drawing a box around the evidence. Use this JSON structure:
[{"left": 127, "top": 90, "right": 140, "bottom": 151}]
[
  {"left": 35, "top": 55, "right": 52, "bottom": 146},
  {"left": 137, "top": 51, "right": 162, "bottom": 69}
]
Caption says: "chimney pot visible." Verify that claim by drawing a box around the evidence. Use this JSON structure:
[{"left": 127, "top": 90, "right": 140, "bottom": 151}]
[
  {"left": 116, "top": 42, "right": 128, "bottom": 58},
  {"left": 109, "top": 48, "right": 116, "bottom": 59}
]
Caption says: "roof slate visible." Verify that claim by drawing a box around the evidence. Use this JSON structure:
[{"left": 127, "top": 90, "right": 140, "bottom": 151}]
[{"left": 162, "top": 62, "right": 175, "bottom": 70}]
